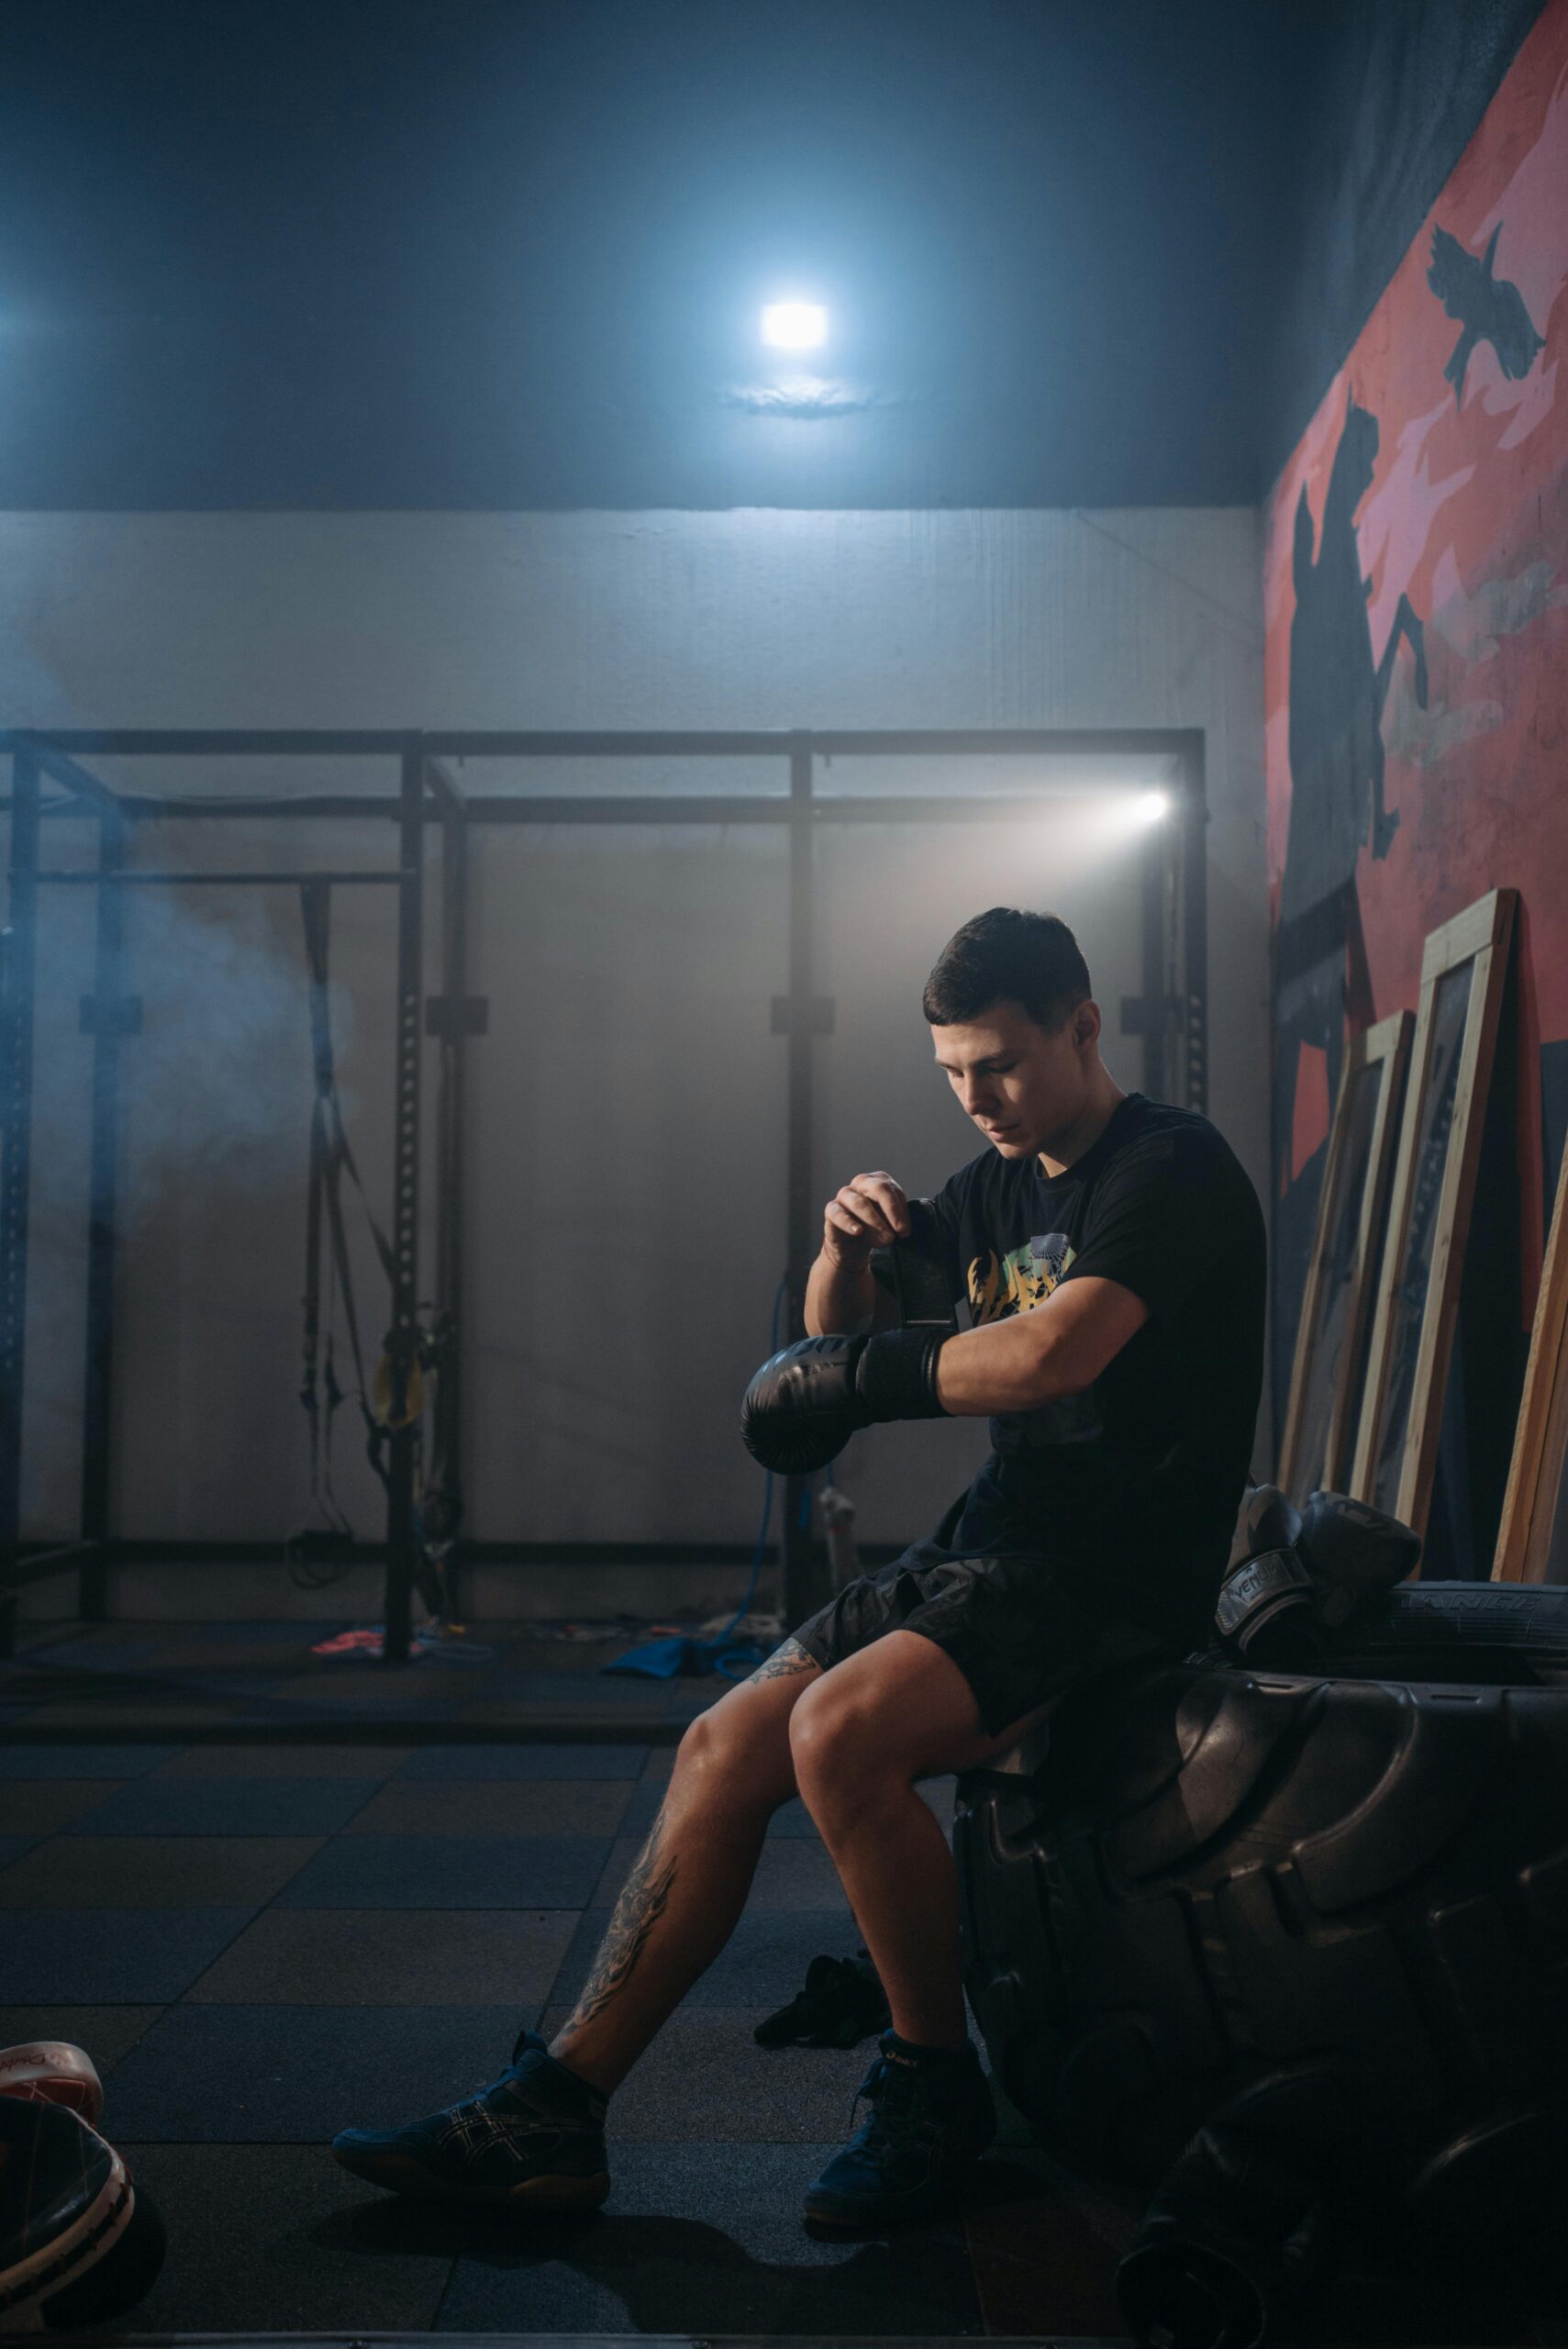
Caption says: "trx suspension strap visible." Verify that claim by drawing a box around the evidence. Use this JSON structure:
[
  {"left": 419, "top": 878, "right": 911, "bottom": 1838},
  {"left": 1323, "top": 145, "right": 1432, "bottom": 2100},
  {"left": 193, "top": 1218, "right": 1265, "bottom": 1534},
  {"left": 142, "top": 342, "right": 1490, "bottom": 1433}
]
[{"left": 299, "top": 881, "right": 402, "bottom": 1515}]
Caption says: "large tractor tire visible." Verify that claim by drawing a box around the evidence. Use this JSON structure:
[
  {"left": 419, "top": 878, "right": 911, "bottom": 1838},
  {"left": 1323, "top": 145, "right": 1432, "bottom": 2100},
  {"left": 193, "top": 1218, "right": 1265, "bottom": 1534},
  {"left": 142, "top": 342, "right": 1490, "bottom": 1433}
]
[
  {"left": 1323, "top": 1577, "right": 1568, "bottom": 1682},
  {"left": 954, "top": 1580, "right": 1568, "bottom": 2266}
]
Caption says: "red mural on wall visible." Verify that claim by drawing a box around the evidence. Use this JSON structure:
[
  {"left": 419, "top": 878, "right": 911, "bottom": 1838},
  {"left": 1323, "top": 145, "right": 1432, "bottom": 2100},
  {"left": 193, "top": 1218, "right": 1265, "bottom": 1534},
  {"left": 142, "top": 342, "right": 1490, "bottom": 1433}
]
[{"left": 1266, "top": 0, "right": 1568, "bottom": 1344}]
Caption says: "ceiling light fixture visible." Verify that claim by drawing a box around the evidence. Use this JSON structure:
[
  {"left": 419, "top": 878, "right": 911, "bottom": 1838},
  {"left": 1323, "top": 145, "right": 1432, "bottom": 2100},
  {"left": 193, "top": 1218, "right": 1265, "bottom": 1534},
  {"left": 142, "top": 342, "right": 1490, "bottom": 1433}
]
[{"left": 762, "top": 301, "right": 828, "bottom": 351}]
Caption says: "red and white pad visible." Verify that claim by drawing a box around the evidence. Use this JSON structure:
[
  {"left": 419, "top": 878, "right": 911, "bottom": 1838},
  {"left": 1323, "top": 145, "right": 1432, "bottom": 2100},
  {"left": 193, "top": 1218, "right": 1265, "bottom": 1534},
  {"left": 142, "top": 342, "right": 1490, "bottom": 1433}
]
[{"left": 0, "top": 2042, "right": 104, "bottom": 2128}]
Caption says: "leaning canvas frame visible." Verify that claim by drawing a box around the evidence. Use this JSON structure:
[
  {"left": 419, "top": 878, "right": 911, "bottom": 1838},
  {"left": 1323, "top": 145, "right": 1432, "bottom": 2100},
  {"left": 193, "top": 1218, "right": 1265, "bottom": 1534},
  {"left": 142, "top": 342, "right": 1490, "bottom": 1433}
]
[
  {"left": 1351, "top": 887, "right": 1517, "bottom": 1549},
  {"left": 1494, "top": 1141, "right": 1568, "bottom": 1583},
  {"left": 1277, "top": 1008, "right": 1413, "bottom": 1504}
]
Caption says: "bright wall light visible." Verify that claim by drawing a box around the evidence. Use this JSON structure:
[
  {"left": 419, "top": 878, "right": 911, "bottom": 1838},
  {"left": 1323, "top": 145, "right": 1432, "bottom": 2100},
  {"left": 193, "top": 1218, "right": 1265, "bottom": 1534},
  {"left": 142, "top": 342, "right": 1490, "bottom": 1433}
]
[
  {"left": 1135, "top": 789, "right": 1173, "bottom": 824},
  {"left": 762, "top": 301, "right": 828, "bottom": 351}
]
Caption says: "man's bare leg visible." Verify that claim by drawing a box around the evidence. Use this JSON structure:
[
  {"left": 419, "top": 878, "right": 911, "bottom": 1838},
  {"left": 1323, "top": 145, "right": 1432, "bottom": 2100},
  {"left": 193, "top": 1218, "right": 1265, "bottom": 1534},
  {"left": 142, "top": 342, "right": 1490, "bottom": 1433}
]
[
  {"left": 790, "top": 1629, "right": 1051, "bottom": 2051},
  {"left": 547, "top": 1637, "right": 821, "bottom": 2094}
]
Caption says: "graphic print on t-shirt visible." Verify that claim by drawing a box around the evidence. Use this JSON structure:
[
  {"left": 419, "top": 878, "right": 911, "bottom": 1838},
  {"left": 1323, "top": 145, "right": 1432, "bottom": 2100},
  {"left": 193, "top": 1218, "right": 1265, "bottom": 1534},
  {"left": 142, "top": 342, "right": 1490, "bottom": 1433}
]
[
  {"left": 967, "top": 1231, "right": 1075, "bottom": 1324},
  {"left": 912, "top": 1092, "right": 1265, "bottom": 1600}
]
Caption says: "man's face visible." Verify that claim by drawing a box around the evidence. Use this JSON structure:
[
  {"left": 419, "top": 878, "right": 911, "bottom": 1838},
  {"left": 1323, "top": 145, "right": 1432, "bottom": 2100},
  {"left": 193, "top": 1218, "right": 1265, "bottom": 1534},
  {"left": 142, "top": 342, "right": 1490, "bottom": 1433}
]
[{"left": 929, "top": 998, "right": 1096, "bottom": 1161}]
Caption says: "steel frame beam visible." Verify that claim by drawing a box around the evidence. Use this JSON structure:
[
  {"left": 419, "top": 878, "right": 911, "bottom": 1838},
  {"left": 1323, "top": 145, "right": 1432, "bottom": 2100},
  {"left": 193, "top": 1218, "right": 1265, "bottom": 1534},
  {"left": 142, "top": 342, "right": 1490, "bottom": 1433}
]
[
  {"left": 429, "top": 756, "right": 472, "bottom": 1625},
  {"left": 27, "top": 794, "right": 1191, "bottom": 829},
  {"left": 1180, "top": 737, "right": 1209, "bottom": 1113},
  {"left": 381, "top": 751, "right": 427, "bottom": 1665},
  {"left": 781, "top": 740, "right": 820, "bottom": 1622},
  {"left": 6, "top": 726, "right": 1204, "bottom": 759},
  {"left": 1, "top": 724, "right": 1207, "bottom": 1648},
  {"left": 36, "top": 868, "right": 403, "bottom": 887},
  {"left": 78, "top": 805, "right": 132, "bottom": 1620},
  {"left": 0, "top": 749, "right": 41, "bottom": 1547}
]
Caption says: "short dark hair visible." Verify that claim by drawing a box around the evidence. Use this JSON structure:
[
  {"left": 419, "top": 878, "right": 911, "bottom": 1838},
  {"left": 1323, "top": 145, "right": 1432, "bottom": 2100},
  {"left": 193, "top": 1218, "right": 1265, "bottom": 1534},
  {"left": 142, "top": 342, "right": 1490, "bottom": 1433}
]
[{"left": 921, "top": 907, "right": 1091, "bottom": 1032}]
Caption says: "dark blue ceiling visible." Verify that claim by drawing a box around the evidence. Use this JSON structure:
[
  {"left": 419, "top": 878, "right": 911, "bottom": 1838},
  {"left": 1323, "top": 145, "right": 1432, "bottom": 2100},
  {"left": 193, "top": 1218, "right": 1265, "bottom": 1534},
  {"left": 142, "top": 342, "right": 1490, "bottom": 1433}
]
[{"left": 0, "top": 0, "right": 1541, "bottom": 509}]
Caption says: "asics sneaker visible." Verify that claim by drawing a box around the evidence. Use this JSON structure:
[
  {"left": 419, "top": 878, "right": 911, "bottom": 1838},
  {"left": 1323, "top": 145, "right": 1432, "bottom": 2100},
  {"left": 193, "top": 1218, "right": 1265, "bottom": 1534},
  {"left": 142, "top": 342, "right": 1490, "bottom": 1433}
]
[
  {"left": 803, "top": 2029, "right": 995, "bottom": 2230},
  {"left": 331, "top": 2029, "right": 609, "bottom": 2209}
]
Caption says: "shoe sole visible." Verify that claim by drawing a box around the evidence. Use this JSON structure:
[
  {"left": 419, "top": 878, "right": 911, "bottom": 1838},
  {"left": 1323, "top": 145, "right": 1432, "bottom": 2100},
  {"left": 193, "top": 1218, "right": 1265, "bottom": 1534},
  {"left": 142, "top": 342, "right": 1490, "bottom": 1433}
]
[{"left": 331, "top": 2144, "right": 609, "bottom": 2210}]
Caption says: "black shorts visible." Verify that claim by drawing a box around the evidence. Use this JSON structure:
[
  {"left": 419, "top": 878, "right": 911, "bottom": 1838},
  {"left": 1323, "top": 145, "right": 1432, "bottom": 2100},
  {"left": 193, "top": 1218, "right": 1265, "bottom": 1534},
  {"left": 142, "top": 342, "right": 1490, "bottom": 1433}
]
[
  {"left": 790, "top": 1548, "right": 1171, "bottom": 1740},
  {"left": 788, "top": 1458, "right": 1195, "bottom": 1741}
]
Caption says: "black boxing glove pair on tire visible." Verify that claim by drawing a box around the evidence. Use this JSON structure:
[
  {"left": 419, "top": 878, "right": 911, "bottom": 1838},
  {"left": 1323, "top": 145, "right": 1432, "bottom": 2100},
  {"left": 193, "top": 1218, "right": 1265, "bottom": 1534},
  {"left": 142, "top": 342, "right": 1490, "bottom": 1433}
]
[{"left": 740, "top": 1328, "right": 951, "bottom": 1475}]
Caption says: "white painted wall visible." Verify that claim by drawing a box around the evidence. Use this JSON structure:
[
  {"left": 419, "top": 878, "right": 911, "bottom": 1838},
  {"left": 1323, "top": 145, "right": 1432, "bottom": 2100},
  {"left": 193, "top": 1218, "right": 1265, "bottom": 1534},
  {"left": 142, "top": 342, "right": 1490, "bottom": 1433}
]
[{"left": 0, "top": 507, "right": 1268, "bottom": 1589}]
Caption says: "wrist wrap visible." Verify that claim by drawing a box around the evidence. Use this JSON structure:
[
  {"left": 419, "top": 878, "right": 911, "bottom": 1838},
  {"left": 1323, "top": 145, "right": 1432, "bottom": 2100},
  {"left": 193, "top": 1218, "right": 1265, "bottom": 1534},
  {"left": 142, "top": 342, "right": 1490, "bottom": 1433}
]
[{"left": 854, "top": 1326, "right": 950, "bottom": 1422}]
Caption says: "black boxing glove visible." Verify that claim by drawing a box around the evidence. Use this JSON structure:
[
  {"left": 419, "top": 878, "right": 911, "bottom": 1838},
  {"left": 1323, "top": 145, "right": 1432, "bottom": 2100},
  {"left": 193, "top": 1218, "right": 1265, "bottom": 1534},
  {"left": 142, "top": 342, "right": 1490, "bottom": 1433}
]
[
  {"left": 740, "top": 1328, "right": 950, "bottom": 1475},
  {"left": 1214, "top": 1485, "right": 1421, "bottom": 1666}
]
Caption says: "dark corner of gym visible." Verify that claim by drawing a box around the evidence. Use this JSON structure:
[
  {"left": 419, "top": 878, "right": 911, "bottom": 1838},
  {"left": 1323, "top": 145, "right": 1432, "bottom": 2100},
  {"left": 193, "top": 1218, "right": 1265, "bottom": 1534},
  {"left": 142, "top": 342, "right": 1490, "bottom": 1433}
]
[{"left": 1, "top": 5, "right": 1565, "bottom": 2344}]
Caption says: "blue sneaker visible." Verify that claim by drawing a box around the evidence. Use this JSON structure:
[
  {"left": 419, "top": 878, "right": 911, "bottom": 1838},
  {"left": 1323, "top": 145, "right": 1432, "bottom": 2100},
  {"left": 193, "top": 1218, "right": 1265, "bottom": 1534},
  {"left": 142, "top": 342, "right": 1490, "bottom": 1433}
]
[
  {"left": 803, "top": 2029, "right": 996, "bottom": 2230},
  {"left": 331, "top": 2029, "right": 610, "bottom": 2209}
]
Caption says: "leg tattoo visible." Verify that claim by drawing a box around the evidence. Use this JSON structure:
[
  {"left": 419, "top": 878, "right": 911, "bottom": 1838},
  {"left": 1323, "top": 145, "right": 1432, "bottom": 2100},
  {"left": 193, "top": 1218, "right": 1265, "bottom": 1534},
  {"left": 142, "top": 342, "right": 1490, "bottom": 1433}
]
[
  {"left": 567, "top": 1808, "right": 679, "bottom": 2030},
  {"left": 746, "top": 1635, "right": 818, "bottom": 1687}
]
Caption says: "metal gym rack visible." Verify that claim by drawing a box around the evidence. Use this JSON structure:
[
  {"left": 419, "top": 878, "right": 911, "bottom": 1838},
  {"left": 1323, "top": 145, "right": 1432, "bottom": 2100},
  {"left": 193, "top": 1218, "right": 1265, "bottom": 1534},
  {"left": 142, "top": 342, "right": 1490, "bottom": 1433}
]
[{"left": 0, "top": 727, "right": 1208, "bottom": 1661}]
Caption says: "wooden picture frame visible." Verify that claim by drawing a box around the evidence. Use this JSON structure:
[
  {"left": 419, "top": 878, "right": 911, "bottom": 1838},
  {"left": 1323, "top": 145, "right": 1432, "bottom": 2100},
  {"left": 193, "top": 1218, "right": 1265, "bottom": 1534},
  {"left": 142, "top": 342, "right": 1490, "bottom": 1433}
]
[
  {"left": 1494, "top": 1141, "right": 1568, "bottom": 1583},
  {"left": 1277, "top": 1008, "right": 1413, "bottom": 1505},
  {"left": 1351, "top": 887, "right": 1518, "bottom": 1548}
]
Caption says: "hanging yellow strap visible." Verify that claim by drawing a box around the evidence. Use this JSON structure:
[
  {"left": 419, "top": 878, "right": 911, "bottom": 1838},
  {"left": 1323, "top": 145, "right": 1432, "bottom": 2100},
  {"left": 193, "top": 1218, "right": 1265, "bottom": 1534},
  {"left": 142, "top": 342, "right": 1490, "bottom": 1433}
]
[{"left": 371, "top": 1346, "right": 426, "bottom": 1431}]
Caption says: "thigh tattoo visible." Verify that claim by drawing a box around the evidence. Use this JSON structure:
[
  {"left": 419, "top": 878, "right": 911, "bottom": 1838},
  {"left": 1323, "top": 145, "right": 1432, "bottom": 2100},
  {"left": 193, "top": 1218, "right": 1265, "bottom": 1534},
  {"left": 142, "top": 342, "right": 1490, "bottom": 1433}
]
[{"left": 746, "top": 1635, "right": 818, "bottom": 1688}]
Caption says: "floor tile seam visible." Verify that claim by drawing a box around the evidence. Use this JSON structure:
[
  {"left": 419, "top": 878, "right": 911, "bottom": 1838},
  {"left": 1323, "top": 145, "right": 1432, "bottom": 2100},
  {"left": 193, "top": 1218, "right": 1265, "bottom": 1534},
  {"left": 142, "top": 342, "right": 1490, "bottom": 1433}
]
[
  {"left": 15, "top": 1831, "right": 335, "bottom": 1909},
  {"left": 128, "top": 1998, "right": 548, "bottom": 2013},
  {"left": 12, "top": 1825, "right": 337, "bottom": 1842},
  {"left": 168, "top": 1900, "right": 293, "bottom": 1999},
  {"left": 0, "top": 1999, "right": 173, "bottom": 2013},
  {"left": 394, "top": 1770, "right": 649, "bottom": 1786},
  {"left": 0, "top": 1830, "right": 333, "bottom": 1873},
  {"left": 427, "top": 2246, "right": 465, "bottom": 2333},
  {"left": 53, "top": 1815, "right": 398, "bottom": 1838},
  {"left": 55, "top": 1804, "right": 619, "bottom": 1842},
  {"left": 1, "top": 1898, "right": 272, "bottom": 1918},
  {"left": 111, "top": 2133, "right": 386, "bottom": 2148},
  {"left": 0, "top": 1898, "right": 328, "bottom": 1917},
  {"left": 328, "top": 1773, "right": 387, "bottom": 1832},
  {"left": 111, "top": 1997, "right": 825, "bottom": 2017},
  {"left": 48, "top": 1785, "right": 394, "bottom": 1822},
  {"left": 107, "top": 2132, "right": 877, "bottom": 2148},
  {"left": 335, "top": 1826, "right": 632, "bottom": 1838},
  {"left": 0, "top": 1913, "right": 280, "bottom": 2004},
  {"left": 268, "top": 1898, "right": 596, "bottom": 1912},
  {"left": 543, "top": 1933, "right": 583, "bottom": 2009},
  {"left": 0, "top": 1829, "right": 67, "bottom": 1867}
]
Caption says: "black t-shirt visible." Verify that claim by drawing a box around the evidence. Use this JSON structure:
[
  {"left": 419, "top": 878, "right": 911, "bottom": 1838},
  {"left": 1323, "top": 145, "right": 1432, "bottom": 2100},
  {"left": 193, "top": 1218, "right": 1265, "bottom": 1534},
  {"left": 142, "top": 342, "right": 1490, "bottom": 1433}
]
[{"left": 897, "top": 1093, "right": 1266, "bottom": 1632}]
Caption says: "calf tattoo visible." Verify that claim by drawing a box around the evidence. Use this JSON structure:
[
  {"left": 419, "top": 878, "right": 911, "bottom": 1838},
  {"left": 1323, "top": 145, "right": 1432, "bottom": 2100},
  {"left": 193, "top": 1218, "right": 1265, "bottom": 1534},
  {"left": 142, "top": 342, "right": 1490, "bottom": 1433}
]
[
  {"left": 747, "top": 1635, "right": 818, "bottom": 1687},
  {"left": 568, "top": 1808, "right": 678, "bottom": 2029}
]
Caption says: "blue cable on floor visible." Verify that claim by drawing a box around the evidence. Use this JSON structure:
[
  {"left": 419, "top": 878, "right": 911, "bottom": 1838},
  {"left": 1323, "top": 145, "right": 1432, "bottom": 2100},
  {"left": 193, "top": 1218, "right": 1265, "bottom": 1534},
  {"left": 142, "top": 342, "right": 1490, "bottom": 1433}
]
[{"left": 603, "top": 1276, "right": 795, "bottom": 1684}]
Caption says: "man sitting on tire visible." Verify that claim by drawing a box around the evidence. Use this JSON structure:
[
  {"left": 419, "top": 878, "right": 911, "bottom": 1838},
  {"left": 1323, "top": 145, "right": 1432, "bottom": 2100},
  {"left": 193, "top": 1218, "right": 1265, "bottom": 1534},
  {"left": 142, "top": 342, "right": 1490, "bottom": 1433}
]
[{"left": 333, "top": 906, "right": 1266, "bottom": 2233}]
